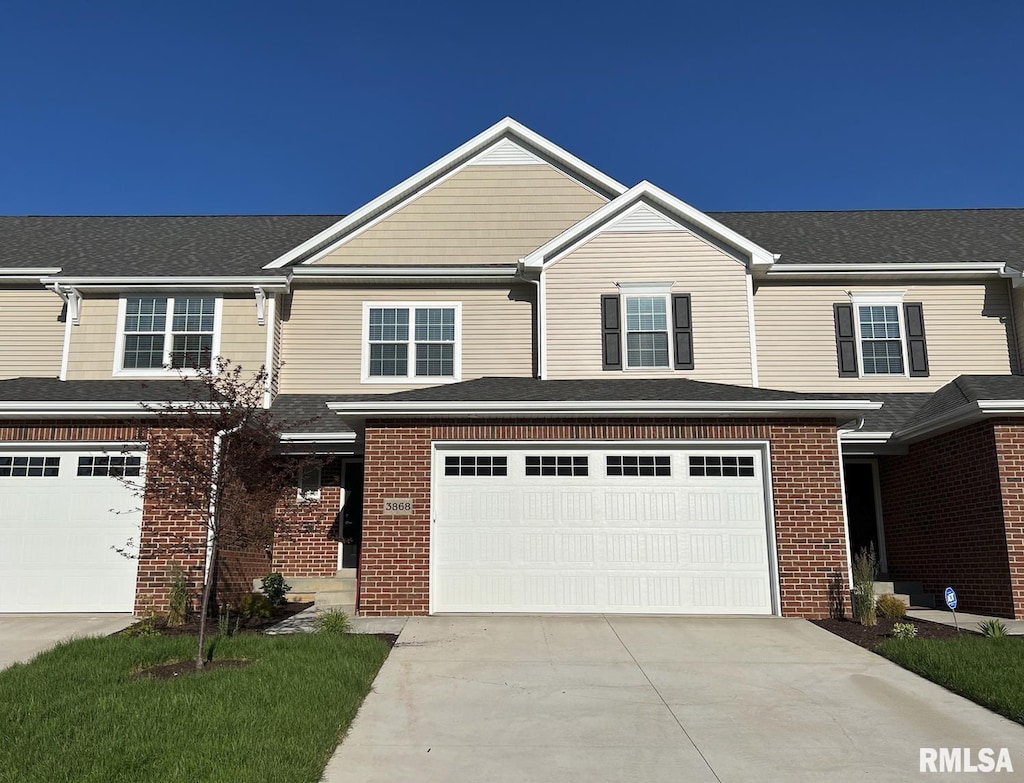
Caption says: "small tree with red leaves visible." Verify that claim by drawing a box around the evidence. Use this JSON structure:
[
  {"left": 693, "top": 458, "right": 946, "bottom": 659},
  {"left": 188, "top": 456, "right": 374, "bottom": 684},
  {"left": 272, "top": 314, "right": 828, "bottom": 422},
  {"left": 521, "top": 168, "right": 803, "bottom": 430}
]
[{"left": 140, "top": 359, "right": 314, "bottom": 670}]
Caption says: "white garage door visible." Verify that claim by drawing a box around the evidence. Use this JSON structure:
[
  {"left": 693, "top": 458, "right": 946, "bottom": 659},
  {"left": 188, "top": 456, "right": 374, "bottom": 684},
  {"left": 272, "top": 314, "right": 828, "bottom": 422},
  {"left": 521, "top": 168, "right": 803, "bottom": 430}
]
[
  {"left": 432, "top": 444, "right": 775, "bottom": 615},
  {"left": 0, "top": 450, "right": 144, "bottom": 612}
]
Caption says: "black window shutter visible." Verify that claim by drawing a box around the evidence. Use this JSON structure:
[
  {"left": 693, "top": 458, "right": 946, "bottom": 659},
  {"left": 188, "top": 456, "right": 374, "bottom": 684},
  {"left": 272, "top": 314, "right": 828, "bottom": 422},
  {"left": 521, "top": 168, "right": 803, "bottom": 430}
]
[
  {"left": 833, "top": 303, "right": 859, "bottom": 377},
  {"left": 904, "top": 302, "right": 929, "bottom": 377},
  {"left": 672, "top": 294, "right": 694, "bottom": 370},
  {"left": 601, "top": 295, "right": 622, "bottom": 370}
]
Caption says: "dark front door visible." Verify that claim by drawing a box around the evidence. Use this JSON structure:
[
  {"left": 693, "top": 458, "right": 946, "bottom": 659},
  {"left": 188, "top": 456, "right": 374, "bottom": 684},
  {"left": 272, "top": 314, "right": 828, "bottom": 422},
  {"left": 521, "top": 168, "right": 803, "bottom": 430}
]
[
  {"left": 341, "top": 461, "right": 364, "bottom": 569},
  {"left": 844, "top": 460, "right": 884, "bottom": 569}
]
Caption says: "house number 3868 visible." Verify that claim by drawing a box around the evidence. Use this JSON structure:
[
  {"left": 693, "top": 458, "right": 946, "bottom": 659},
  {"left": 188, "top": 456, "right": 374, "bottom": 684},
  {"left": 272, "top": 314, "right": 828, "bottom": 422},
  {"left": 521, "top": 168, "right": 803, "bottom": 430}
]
[{"left": 383, "top": 498, "right": 413, "bottom": 515}]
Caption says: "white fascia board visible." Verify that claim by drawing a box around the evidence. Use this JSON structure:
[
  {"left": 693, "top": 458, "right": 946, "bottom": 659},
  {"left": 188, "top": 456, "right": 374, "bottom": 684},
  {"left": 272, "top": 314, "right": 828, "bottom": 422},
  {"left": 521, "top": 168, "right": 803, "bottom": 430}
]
[
  {"left": 290, "top": 265, "right": 518, "bottom": 281},
  {"left": 838, "top": 430, "right": 894, "bottom": 443},
  {"left": 327, "top": 399, "right": 881, "bottom": 418},
  {"left": 763, "top": 262, "right": 1008, "bottom": 278},
  {"left": 0, "top": 267, "right": 62, "bottom": 276},
  {"left": 263, "top": 117, "right": 628, "bottom": 271},
  {"left": 39, "top": 276, "right": 291, "bottom": 291},
  {"left": 279, "top": 431, "right": 358, "bottom": 442},
  {"left": 522, "top": 182, "right": 775, "bottom": 270}
]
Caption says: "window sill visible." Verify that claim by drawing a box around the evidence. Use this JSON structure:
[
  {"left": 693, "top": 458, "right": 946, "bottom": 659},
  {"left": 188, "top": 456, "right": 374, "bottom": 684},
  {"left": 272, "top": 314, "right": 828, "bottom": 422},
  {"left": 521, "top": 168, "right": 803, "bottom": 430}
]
[{"left": 359, "top": 376, "right": 461, "bottom": 385}]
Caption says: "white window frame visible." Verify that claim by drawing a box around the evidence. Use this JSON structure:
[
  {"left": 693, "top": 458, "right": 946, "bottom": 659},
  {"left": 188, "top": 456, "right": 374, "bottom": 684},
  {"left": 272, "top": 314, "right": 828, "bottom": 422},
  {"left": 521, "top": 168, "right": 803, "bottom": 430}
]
[
  {"left": 113, "top": 295, "right": 224, "bottom": 377},
  {"left": 617, "top": 282, "right": 674, "bottom": 371},
  {"left": 360, "top": 302, "right": 462, "bottom": 384},
  {"left": 849, "top": 291, "right": 908, "bottom": 378}
]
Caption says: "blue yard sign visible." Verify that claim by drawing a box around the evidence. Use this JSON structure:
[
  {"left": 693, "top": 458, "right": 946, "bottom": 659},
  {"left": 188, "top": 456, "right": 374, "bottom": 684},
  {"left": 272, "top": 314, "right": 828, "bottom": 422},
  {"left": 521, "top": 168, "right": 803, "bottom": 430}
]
[{"left": 945, "top": 587, "right": 958, "bottom": 610}]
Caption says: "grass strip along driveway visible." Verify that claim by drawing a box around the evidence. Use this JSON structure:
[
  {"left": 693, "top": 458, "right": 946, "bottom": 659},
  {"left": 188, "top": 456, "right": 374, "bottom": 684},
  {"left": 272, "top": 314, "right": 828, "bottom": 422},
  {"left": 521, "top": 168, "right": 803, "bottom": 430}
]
[
  {"left": 0, "top": 632, "right": 390, "bottom": 783},
  {"left": 878, "top": 635, "right": 1024, "bottom": 726}
]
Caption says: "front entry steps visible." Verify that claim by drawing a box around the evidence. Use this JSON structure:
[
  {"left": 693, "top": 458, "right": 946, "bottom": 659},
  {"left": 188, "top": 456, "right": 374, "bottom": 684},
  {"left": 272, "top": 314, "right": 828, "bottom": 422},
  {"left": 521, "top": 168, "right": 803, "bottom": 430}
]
[
  {"left": 873, "top": 580, "right": 936, "bottom": 609},
  {"left": 252, "top": 569, "right": 357, "bottom": 615}
]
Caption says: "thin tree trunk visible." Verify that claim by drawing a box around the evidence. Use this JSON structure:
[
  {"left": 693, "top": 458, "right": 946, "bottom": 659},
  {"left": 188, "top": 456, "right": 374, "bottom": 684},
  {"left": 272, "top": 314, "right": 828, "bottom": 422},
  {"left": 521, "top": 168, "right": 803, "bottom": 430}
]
[{"left": 195, "top": 535, "right": 218, "bottom": 671}]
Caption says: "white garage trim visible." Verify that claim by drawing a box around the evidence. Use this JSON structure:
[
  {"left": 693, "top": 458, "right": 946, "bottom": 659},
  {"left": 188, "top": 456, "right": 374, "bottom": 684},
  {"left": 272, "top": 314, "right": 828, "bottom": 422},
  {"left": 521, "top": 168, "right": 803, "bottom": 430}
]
[{"left": 429, "top": 439, "right": 780, "bottom": 616}]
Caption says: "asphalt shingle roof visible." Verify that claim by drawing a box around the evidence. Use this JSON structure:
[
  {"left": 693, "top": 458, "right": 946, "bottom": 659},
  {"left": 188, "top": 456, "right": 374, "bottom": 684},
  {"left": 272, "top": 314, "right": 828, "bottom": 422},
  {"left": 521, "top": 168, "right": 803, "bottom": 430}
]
[
  {"left": 338, "top": 376, "right": 859, "bottom": 404},
  {"left": 2, "top": 209, "right": 1024, "bottom": 277},
  {"left": 0, "top": 215, "right": 343, "bottom": 277},
  {"left": 0, "top": 377, "right": 192, "bottom": 402},
  {"left": 901, "top": 375, "right": 1024, "bottom": 431},
  {"left": 709, "top": 209, "right": 1024, "bottom": 266},
  {"left": 269, "top": 394, "right": 355, "bottom": 434}
]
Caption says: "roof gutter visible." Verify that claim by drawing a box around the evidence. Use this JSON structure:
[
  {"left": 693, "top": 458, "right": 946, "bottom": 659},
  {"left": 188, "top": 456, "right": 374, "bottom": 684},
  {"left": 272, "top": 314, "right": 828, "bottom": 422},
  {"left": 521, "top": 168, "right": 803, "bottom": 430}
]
[
  {"left": 763, "top": 262, "right": 1010, "bottom": 278},
  {"left": 0, "top": 400, "right": 221, "bottom": 418},
  {"left": 39, "top": 276, "right": 291, "bottom": 292},
  {"left": 327, "top": 399, "right": 881, "bottom": 419}
]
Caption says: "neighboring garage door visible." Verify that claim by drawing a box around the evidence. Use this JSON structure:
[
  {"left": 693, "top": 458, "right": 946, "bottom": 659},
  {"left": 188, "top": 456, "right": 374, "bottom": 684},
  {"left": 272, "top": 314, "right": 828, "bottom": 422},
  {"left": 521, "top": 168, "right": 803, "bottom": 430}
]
[
  {"left": 0, "top": 450, "right": 144, "bottom": 612},
  {"left": 432, "top": 444, "right": 775, "bottom": 615}
]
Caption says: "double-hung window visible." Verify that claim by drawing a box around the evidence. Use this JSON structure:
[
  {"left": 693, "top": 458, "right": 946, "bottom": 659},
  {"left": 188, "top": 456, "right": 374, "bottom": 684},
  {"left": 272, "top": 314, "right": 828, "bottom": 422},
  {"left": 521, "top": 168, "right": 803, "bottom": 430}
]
[
  {"left": 624, "top": 296, "right": 670, "bottom": 368},
  {"left": 116, "top": 295, "right": 221, "bottom": 373},
  {"left": 857, "top": 304, "right": 904, "bottom": 375},
  {"left": 363, "top": 303, "right": 461, "bottom": 382}
]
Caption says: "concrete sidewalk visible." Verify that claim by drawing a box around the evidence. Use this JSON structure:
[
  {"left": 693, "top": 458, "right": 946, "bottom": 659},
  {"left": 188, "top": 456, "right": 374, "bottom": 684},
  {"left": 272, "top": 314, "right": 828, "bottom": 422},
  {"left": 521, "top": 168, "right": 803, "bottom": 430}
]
[
  {"left": 323, "top": 615, "right": 1024, "bottom": 782},
  {"left": 908, "top": 608, "right": 1024, "bottom": 635},
  {"left": 0, "top": 613, "right": 135, "bottom": 670}
]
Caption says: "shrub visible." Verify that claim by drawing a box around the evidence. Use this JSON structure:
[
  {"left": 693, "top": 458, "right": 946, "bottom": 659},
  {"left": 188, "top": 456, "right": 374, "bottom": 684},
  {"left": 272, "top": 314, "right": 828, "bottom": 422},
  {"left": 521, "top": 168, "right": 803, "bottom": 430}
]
[
  {"left": 876, "top": 593, "right": 907, "bottom": 619},
  {"left": 260, "top": 572, "right": 291, "bottom": 606},
  {"left": 851, "top": 544, "right": 878, "bottom": 627},
  {"left": 239, "top": 592, "right": 272, "bottom": 619},
  {"left": 315, "top": 608, "right": 351, "bottom": 635},
  {"left": 891, "top": 622, "right": 918, "bottom": 640},
  {"left": 167, "top": 567, "right": 189, "bottom": 627},
  {"left": 979, "top": 619, "right": 1009, "bottom": 638},
  {"left": 217, "top": 606, "right": 241, "bottom": 637},
  {"left": 119, "top": 619, "right": 160, "bottom": 638}
]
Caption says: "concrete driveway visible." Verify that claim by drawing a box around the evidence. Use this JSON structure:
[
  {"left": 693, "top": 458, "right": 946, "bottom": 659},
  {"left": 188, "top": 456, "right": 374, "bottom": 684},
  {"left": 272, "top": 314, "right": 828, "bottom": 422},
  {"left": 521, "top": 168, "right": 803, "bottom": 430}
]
[
  {"left": 0, "top": 613, "right": 135, "bottom": 670},
  {"left": 324, "top": 615, "right": 1024, "bottom": 782}
]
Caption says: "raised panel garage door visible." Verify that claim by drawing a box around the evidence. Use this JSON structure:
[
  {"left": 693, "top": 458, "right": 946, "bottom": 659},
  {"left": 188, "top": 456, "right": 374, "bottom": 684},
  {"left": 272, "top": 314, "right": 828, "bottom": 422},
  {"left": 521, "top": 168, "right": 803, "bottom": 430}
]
[
  {"left": 0, "top": 450, "right": 143, "bottom": 612},
  {"left": 432, "top": 445, "right": 775, "bottom": 614}
]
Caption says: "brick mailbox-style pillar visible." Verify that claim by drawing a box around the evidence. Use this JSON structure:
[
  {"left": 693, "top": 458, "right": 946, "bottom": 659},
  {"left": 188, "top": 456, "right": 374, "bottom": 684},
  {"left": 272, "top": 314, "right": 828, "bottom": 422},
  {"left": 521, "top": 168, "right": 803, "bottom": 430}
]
[{"left": 358, "top": 418, "right": 848, "bottom": 619}]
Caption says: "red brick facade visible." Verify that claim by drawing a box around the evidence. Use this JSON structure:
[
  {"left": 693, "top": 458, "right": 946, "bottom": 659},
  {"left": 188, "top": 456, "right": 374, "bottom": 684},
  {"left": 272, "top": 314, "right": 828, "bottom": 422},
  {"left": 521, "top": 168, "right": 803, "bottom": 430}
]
[
  {"left": 359, "top": 418, "right": 849, "bottom": 619},
  {"left": 271, "top": 486, "right": 343, "bottom": 577},
  {"left": 881, "top": 419, "right": 1024, "bottom": 619}
]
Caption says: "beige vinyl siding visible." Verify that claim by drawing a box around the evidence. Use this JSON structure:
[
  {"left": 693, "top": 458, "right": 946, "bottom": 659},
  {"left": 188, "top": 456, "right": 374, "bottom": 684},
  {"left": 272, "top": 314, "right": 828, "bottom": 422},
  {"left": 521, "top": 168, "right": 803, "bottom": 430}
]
[
  {"left": 313, "top": 164, "right": 605, "bottom": 266},
  {"left": 278, "top": 284, "right": 535, "bottom": 393},
  {"left": 544, "top": 231, "right": 754, "bottom": 384},
  {"left": 66, "top": 296, "right": 119, "bottom": 379},
  {"left": 755, "top": 280, "right": 1015, "bottom": 392},
  {"left": 0, "top": 287, "right": 65, "bottom": 379},
  {"left": 218, "top": 295, "right": 267, "bottom": 375},
  {"left": 67, "top": 294, "right": 267, "bottom": 380}
]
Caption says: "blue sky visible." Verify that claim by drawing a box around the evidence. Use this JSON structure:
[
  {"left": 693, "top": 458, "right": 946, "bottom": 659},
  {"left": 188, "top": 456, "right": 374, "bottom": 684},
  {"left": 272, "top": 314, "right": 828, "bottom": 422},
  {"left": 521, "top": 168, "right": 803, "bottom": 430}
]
[{"left": 1, "top": 1, "right": 1022, "bottom": 214}]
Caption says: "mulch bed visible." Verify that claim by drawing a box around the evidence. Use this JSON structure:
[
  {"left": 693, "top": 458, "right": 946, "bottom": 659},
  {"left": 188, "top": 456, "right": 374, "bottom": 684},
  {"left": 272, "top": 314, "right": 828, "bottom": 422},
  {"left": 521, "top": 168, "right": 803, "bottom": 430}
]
[
  {"left": 132, "top": 658, "right": 253, "bottom": 680},
  {"left": 123, "top": 601, "right": 313, "bottom": 637},
  {"left": 812, "top": 615, "right": 972, "bottom": 651}
]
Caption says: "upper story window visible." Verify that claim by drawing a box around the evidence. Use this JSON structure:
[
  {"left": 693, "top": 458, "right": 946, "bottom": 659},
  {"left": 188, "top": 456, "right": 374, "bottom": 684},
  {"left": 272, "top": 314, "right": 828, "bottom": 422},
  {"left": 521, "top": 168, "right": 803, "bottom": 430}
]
[
  {"left": 601, "top": 286, "right": 693, "bottom": 372},
  {"left": 362, "top": 302, "right": 461, "bottom": 383},
  {"left": 115, "top": 295, "right": 222, "bottom": 374},
  {"left": 625, "top": 296, "right": 669, "bottom": 368},
  {"left": 833, "top": 293, "right": 929, "bottom": 379},
  {"left": 857, "top": 304, "right": 904, "bottom": 375}
]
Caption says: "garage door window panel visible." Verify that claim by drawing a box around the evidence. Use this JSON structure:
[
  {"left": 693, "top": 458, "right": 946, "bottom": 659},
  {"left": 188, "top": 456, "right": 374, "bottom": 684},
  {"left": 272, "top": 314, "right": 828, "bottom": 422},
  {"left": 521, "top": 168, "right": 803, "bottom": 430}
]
[
  {"left": 607, "top": 455, "right": 671, "bottom": 477},
  {"left": 77, "top": 455, "right": 142, "bottom": 478},
  {"left": 0, "top": 456, "right": 60, "bottom": 477},
  {"left": 689, "top": 455, "right": 755, "bottom": 477},
  {"left": 444, "top": 456, "right": 508, "bottom": 477},
  {"left": 525, "top": 456, "right": 589, "bottom": 477}
]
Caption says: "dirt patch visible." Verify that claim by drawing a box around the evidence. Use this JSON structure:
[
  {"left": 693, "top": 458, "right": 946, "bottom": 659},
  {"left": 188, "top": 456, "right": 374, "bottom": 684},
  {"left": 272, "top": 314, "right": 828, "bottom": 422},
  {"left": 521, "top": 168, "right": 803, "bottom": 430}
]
[
  {"left": 812, "top": 616, "right": 973, "bottom": 651},
  {"left": 132, "top": 658, "right": 253, "bottom": 680}
]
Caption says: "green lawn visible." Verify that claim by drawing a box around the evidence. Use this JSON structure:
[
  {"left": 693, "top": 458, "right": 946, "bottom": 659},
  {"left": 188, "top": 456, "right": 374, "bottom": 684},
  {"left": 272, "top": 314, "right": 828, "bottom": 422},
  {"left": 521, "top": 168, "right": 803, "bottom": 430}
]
[
  {"left": 878, "top": 635, "right": 1024, "bottom": 725},
  {"left": 0, "top": 632, "right": 391, "bottom": 783}
]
